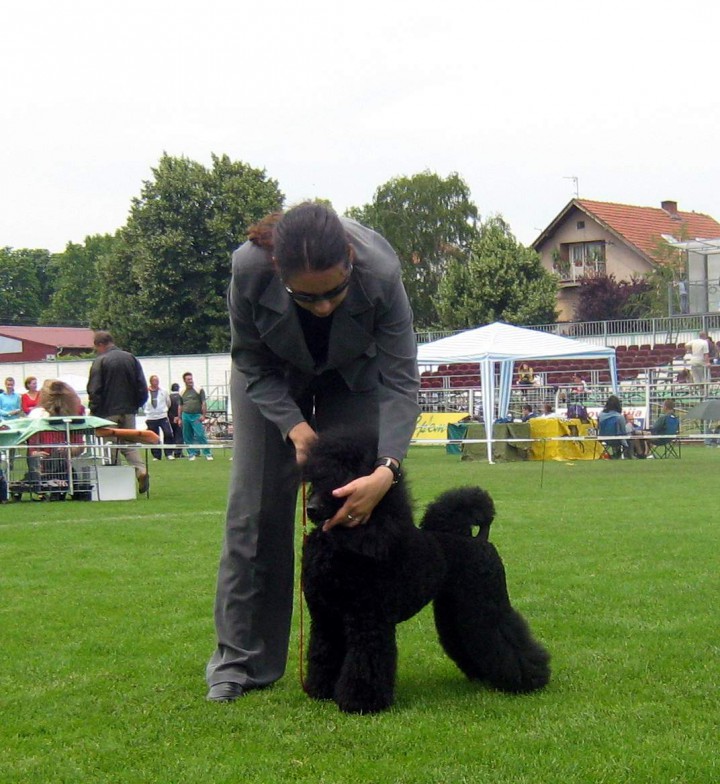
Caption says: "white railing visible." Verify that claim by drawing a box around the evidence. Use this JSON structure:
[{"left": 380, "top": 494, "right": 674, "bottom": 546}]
[
  {"left": 415, "top": 313, "right": 720, "bottom": 348},
  {"left": 419, "top": 379, "right": 719, "bottom": 433}
]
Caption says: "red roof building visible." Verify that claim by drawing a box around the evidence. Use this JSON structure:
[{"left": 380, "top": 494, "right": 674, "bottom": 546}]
[
  {"left": 0, "top": 326, "right": 95, "bottom": 363},
  {"left": 533, "top": 199, "right": 720, "bottom": 320}
]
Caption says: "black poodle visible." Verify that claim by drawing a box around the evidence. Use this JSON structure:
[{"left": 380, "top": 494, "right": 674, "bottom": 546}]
[{"left": 301, "top": 431, "right": 551, "bottom": 714}]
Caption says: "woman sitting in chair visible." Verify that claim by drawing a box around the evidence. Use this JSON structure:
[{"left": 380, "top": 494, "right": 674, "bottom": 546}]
[
  {"left": 26, "top": 381, "right": 86, "bottom": 490},
  {"left": 598, "top": 395, "right": 629, "bottom": 459},
  {"left": 517, "top": 363, "right": 534, "bottom": 386}
]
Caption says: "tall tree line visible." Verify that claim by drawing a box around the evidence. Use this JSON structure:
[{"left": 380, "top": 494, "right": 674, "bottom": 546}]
[{"left": 1, "top": 158, "right": 560, "bottom": 352}]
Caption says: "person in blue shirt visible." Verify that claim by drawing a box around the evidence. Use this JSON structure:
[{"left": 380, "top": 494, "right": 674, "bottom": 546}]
[
  {"left": 0, "top": 377, "right": 22, "bottom": 420},
  {"left": 649, "top": 399, "right": 679, "bottom": 444},
  {"left": 598, "top": 395, "right": 629, "bottom": 459}
]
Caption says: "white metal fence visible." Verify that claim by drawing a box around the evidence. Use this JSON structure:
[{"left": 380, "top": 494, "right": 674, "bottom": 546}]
[{"left": 0, "top": 353, "right": 232, "bottom": 411}]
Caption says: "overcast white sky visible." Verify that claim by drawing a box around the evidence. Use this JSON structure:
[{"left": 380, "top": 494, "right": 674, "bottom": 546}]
[{"left": 3, "top": 0, "right": 719, "bottom": 253}]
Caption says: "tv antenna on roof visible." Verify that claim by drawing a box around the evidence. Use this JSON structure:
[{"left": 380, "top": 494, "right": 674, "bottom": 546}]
[{"left": 564, "top": 175, "right": 579, "bottom": 198}]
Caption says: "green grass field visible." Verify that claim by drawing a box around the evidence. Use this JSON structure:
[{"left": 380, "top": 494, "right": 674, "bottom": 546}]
[{"left": 1, "top": 446, "right": 718, "bottom": 783}]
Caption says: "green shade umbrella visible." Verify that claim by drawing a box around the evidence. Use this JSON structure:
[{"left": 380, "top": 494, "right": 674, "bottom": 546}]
[{"left": 0, "top": 416, "right": 115, "bottom": 447}]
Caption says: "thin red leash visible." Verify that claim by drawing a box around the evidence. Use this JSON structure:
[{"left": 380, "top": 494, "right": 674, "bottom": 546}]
[{"left": 298, "top": 481, "right": 309, "bottom": 693}]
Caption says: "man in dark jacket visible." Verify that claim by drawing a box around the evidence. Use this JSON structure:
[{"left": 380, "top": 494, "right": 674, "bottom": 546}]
[
  {"left": 88, "top": 331, "right": 150, "bottom": 493},
  {"left": 167, "top": 382, "right": 184, "bottom": 459}
]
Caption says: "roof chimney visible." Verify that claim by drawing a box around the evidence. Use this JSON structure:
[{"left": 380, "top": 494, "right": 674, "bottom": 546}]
[{"left": 661, "top": 200, "right": 679, "bottom": 217}]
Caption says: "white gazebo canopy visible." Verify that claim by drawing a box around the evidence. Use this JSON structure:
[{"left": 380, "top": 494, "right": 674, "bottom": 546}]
[{"left": 417, "top": 321, "right": 618, "bottom": 463}]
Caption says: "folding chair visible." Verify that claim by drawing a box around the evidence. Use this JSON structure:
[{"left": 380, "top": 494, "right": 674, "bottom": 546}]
[
  {"left": 649, "top": 415, "right": 681, "bottom": 459},
  {"left": 597, "top": 416, "right": 628, "bottom": 459}
]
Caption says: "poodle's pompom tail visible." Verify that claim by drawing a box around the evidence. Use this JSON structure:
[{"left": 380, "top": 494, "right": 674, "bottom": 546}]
[{"left": 420, "top": 486, "right": 495, "bottom": 539}]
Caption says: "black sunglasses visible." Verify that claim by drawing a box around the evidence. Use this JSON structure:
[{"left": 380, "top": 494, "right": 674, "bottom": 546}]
[{"left": 284, "top": 264, "right": 353, "bottom": 304}]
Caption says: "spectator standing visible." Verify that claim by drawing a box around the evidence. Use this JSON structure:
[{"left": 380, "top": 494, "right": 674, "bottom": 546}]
[
  {"left": 143, "top": 375, "right": 174, "bottom": 461},
  {"left": 167, "top": 382, "right": 184, "bottom": 459},
  {"left": 179, "top": 372, "right": 212, "bottom": 460},
  {"left": 87, "top": 331, "right": 149, "bottom": 493},
  {"left": 676, "top": 278, "right": 689, "bottom": 314},
  {"left": 569, "top": 373, "right": 588, "bottom": 402},
  {"left": 685, "top": 333, "right": 710, "bottom": 384},
  {"left": 21, "top": 376, "right": 41, "bottom": 414},
  {"left": 0, "top": 377, "right": 22, "bottom": 420}
]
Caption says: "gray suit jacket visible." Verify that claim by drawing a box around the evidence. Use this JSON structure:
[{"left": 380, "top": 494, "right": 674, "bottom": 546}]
[{"left": 228, "top": 218, "right": 420, "bottom": 461}]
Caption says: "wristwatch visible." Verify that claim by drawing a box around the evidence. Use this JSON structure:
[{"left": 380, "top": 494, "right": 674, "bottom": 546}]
[{"left": 374, "top": 458, "right": 402, "bottom": 485}]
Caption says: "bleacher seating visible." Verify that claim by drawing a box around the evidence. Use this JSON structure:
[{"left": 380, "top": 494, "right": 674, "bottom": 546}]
[{"left": 419, "top": 342, "right": 693, "bottom": 390}]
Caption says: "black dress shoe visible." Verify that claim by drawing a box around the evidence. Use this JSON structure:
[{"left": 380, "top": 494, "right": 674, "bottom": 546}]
[
  {"left": 137, "top": 472, "right": 150, "bottom": 495},
  {"left": 206, "top": 682, "right": 245, "bottom": 702}
]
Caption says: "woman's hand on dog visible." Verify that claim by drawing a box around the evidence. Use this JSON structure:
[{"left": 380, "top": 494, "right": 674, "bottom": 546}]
[{"left": 322, "top": 468, "right": 394, "bottom": 532}]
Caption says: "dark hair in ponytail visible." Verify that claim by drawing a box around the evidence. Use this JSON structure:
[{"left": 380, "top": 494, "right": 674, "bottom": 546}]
[
  {"left": 247, "top": 212, "right": 282, "bottom": 251},
  {"left": 248, "top": 203, "right": 350, "bottom": 278}
]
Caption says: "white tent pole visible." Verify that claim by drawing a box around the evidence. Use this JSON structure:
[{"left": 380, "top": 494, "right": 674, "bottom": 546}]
[
  {"left": 609, "top": 355, "right": 619, "bottom": 393},
  {"left": 480, "top": 360, "right": 495, "bottom": 464},
  {"left": 498, "top": 360, "right": 513, "bottom": 418}
]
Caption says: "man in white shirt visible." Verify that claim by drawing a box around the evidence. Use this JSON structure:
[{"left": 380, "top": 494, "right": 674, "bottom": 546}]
[
  {"left": 143, "top": 375, "right": 174, "bottom": 460},
  {"left": 685, "top": 333, "right": 710, "bottom": 384}
]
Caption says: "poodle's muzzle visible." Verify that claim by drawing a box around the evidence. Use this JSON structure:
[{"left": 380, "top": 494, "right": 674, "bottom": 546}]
[{"left": 305, "top": 488, "right": 339, "bottom": 525}]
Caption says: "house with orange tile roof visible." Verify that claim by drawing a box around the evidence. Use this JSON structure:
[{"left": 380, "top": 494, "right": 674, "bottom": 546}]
[
  {"left": 0, "top": 326, "right": 95, "bottom": 362},
  {"left": 532, "top": 199, "right": 720, "bottom": 321}
]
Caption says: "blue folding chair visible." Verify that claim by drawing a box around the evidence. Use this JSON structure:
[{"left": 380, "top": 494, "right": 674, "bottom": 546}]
[
  {"left": 597, "top": 413, "right": 629, "bottom": 459},
  {"left": 649, "top": 415, "right": 681, "bottom": 459}
]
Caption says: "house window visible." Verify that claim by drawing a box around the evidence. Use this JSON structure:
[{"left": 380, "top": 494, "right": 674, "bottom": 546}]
[
  {"left": 576, "top": 220, "right": 585, "bottom": 229},
  {"left": 560, "top": 241, "right": 606, "bottom": 281}
]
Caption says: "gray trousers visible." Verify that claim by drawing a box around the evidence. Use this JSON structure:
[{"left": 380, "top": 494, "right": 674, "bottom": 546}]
[
  {"left": 206, "top": 366, "right": 378, "bottom": 689},
  {"left": 104, "top": 413, "right": 145, "bottom": 476}
]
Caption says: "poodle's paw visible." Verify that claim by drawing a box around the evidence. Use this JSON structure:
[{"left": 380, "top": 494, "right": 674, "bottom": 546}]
[
  {"left": 304, "top": 665, "right": 341, "bottom": 701},
  {"left": 490, "top": 643, "right": 551, "bottom": 694},
  {"left": 334, "top": 670, "right": 395, "bottom": 714},
  {"left": 513, "top": 649, "right": 551, "bottom": 694},
  {"left": 304, "top": 679, "right": 338, "bottom": 701}
]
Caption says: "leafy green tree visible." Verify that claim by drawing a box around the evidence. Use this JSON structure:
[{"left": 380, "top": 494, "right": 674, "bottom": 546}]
[
  {"left": 42, "top": 234, "right": 117, "bottom": 326},
  {"left": 0, "top": 247, "right": 53, "bottom": 323},
  {"left": 346, "top": 171, "right": 479, "bottom": 327},
  {"left": 93, "top": 153, "right": 283, "bottom": 354},
  {"left": 436, "top": 216, "right": 558, "bottom": 328}
]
